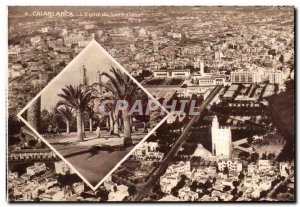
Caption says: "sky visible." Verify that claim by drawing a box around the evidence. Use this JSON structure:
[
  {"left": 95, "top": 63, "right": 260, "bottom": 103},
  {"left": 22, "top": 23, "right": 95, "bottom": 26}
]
[{"left": 40, "top": 40, "right": 121, "bottom": 110}]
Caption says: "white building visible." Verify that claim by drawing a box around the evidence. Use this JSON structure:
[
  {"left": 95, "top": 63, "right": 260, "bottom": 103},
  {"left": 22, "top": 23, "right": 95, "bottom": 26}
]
[
  {"left": 247, "top": 164, "right": 258, "bottom": 175},
  {"left": 78, "top": 40, "right": 90, "bottom": 48},
  {"left": 279, "top": 162, "right": 290, "bottom": 177},
  {"left": 198, "top": 76, "right": 226, "bottom": 86},
  {"left": 131, "top": 142, "right": 164, "bottom": 161},
  {"left": 231, "top": 70, "right": 258, "bottom": 83},
  {"left": 218, "top": 159, "right": 243, "bottom": 172},
  {"left": 30, "top": 36, "right": 41, "bottom": 45},
  {"left": 211, "top": 115, "right": 232, "bottom": 157},
  {"left": 258, "top": 160, "right": 272, "bottom": 172},
  {"left": 72, "top": 182, "right": 85, "bottom": 195},
  {"left": 54, "top": 161, "right": 74, "bottom": 175},
  {"left": 269, "top": 70, "right": 284, "bottom": 85},
  {"left": 153, "top": 69, "right": 191, "bottom": 79},
  {"left": 160, "top": 161, "right": 191, "bottom": 193},
  {"left": 26, "top": 162, "right": 46, "bottom": 176},
  {"left": 178, "top": 187, "right": 199, "bottom": 201},
  {"left": 194, "top": 166, "right": 217, "bottom": 178},
  {"left": 108, "top": 185, "right": 129, "bottom": 201}
]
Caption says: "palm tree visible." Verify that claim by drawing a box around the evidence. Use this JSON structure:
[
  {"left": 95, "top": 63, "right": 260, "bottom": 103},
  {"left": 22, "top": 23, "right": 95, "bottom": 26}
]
[
  {"left": 57, "top": 85, "right": 93, "bottom": 141},
  {"left": 101, "top": 67, "right": 139, "bottom": 144},
  {"left": 57, "top": 105, "right": 74, "bottom": 134},
  {"left": 85, "top": 105, "right": 95, "bottom": 133},
  {"left": 49, "top": 106, "right": 60, "bottom": 128},
  {"left": 91, "top": 90, "right": 117, "bottom": 135}
]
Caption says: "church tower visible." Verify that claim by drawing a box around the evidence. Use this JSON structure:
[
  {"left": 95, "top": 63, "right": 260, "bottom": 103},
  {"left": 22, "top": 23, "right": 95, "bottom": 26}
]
[
  {"left": 211, "top": 115, "right": 232, "bottom": 157},
  {"left": 200, "top": 61, "right": 205, "bottom": 75},
  {"left": 80, "top": 65, "right": 87, "bottom": 85},
  {"left": 96, "top": 70, "right": 103, "bottom": 93}
]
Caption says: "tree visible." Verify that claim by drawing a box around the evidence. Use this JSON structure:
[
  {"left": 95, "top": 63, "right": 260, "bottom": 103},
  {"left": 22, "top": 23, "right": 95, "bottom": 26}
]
[
  {"left": 262, "top": 152, "right": 267, "bottom": 160},
  {"left": 190, "top": 181, "right": 198, "bottom": 192},
  {"left": 231, "top": 188, "right": 238, "bottom": 196},
  {"left": 57, "top": 105, "right": 74, "bottom": 134},
  {"left": 85, "top": 105, "right": 95, "bottom": 133},
  {"left": 49, "top": 106, "right": 60, "bottom": 128},
  {"left": 250, "top": 152, "right": 259, "bottom": 163},
  {"left": 152, "top": 184, "right": 161, "bottom": 193},
  {"left": 233, "top": 180, "right": 239, "bottom": 188},
  {"left": 101, "top": 67, "right": 139, "bottom": 145},
  {"left": 223, "top": 166, "right": 229, "bottom": 174},
  {"left": 268, "top": 153, "right": 276, "bottom": 160},
  {"left": 97, "top": 188, "right": 109, "bottom": 201},
  {"left": 260, "top": 190, "right": 268, "bottom": 198},
  {"left": 58, "top": 85, "right": 93, "bottom": 141},
  {"left": 113, "top": 185, "right": 117, "bottom": 192},
  {"left": 238, "top": 172, "right": 245, "bottom": 180},
  {"left": 223, "top": 185, "right": 231, "bottom": 192},
  {"left": 128, "top": 185, "right": 137, "bottom": 196},
  {"left": 8, "top": 115, "right": 22, "bottom": 136},
  {"left": 239, "top": 151, "right": 250, "bottom": 160},
  {"left": 247, "top": 136, "right": 254, "bottom": 144},
  {"left": 203, "top": 180, "right": 212, "bottom": 189}
]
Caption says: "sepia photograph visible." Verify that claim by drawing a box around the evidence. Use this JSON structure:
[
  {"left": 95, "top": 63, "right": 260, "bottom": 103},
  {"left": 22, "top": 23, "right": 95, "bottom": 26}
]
[{"left": 6, "top": 5, "right": 295, "bottom": 202}]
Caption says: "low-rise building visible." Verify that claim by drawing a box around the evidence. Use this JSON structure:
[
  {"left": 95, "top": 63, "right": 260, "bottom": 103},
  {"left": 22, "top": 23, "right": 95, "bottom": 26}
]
[
  {"left": 218, "top": 159, "right": 242, "bottom": 173},
  {"left": 73, "top": 182, "right": 85, "bottom": 195},
  {"left": 153, "top": 69, "right": 190, "bottom": 79},
  {"left": 178, "top": 187, "right": 199, "bottom": 201},
  {"left": 26, "top": 162, "right": 46, "bottom": 176},
  {"left": 108, "top": 185, "right": 129, "bottom": 201},
  {"left": 55, "top": 161, "right": 75, "bottom": 175},
  {"left": 258, "top": 160, "right": 272, "bottom": 172}
]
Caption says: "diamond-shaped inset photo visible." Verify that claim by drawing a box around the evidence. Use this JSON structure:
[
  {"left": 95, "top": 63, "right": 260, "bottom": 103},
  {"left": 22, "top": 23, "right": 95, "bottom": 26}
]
[{"left": 18, "top": 40, "right": 167, "bottom": 189}]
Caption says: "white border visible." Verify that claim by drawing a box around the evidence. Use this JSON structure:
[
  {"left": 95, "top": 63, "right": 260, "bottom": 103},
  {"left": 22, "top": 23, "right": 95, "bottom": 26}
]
[{"left": 2, "top": 2, "right": 299, "bottom": 206}]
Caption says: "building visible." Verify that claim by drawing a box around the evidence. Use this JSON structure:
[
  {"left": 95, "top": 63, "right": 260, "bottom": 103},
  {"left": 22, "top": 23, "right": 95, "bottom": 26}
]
[
  {"left": 8, "top": 171, "right": 18, "bottom": 180},
  {"left": 26, "top": 162, "right": 46, "bottom": 176},
  {"left": 258, "top": 160, "right": 272, "bottom": 172},
  {"left": 30, "top": 36, "right": 41, "bottom": 45},
  {"left": 80, "top": 65, "right": 87, "bottom": 85},
  {"left": 153, "top": 69, "right": 191, "bottom": 79},
  {"left": 269, "top": 70, "right": 284, "bottom": 85},
  {"left": 160, "top": 161, "right": 191, "bottom": 193},
  {"left": 78, "top": 40, "right": 90, "bottom": 48},
  {"left": 131, "top": 142, "right": 164, "bottom": 161},
  {"left": 73, "top": 182, "right": 85, "bottom": 195},
  {"left": 247, "top": 163, "right": 258, "bottom": 175},
  {"left": 231, "top": 70, "right": 258, "bottom": 83},
  {"left": 64, "top": 34, "right": 85, "bottom": 46},
  {"left": 178, "top": 187, "right": 199, "bottom": 201},
  {"left": 218, "top": 159, "right": 243, "bottom": 172},
  {"left": 54, "top": 161, "right": 74, "bottom": 175},
  {"left": 194, "top": 166, "right": 217, "bottom": 177},
  {"left": 197, "top": 76, "right": 226, "bottom": 86},
  {"left": 108, "top": 185, "right": 129, "bottom": 201},
  {"left": 211, "top": 115, "right": 232, "bottom": 156},
  {"left": 279, "top": 162, "right": 290, "bottom": 177},
  {"left": 103, "top": 176, "right": 115, "bottom": 191}
]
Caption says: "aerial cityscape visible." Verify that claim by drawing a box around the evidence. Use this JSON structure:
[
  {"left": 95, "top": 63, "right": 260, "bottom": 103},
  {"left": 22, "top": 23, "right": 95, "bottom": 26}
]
[{"left": 7, "top": 6, "right": 294, "bottom": 202}]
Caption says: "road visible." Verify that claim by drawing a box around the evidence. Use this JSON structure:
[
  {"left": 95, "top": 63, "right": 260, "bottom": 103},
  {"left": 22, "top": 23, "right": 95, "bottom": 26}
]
[{"left": 134, "top": 85, "right": 222, "bottom": 201}]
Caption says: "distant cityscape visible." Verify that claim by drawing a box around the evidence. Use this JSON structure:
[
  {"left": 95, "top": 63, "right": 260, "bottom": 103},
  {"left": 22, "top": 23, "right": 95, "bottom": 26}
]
[{"left": 7, "top": 6, "right": 294, "bottom": 202}]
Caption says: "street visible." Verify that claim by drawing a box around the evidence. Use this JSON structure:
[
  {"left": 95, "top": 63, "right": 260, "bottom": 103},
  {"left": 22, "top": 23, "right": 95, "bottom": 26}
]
[{"left": 134, "top": 85, "right": 222, "bottom": 201}]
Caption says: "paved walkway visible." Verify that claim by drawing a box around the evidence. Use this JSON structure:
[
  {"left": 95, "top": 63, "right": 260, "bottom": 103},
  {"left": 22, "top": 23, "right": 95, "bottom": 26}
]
[{"left": 44, "top": 130, "right": 146, "bottom": 186}]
